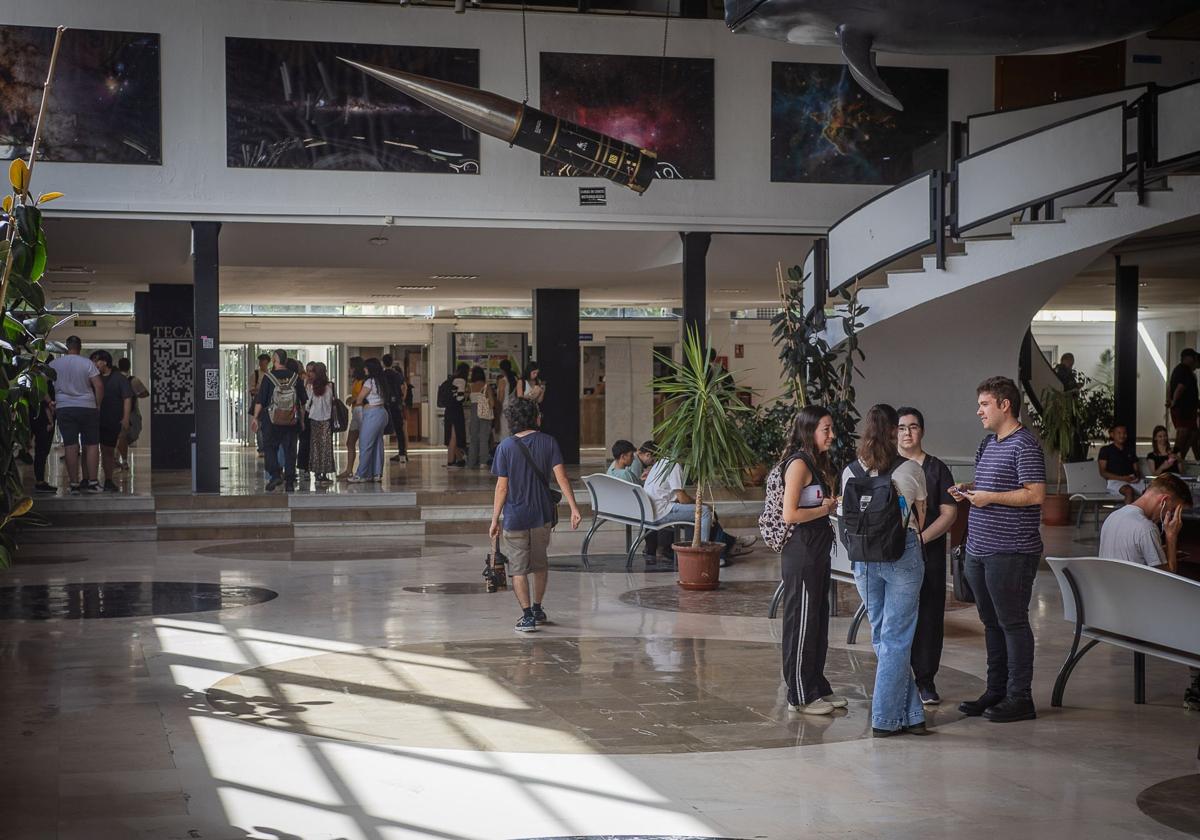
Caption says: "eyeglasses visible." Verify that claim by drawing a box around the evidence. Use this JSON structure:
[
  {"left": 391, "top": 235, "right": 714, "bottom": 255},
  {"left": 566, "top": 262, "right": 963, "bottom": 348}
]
[{"left": 897, "top": 425, "right": 922, "bottom": 433}]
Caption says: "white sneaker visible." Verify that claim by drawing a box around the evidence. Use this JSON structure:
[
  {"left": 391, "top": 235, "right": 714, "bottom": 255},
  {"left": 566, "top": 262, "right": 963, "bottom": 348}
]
[
  {"left": 788, "top": 699, "right": 835, "bottom": 715},
  {"left": 347, "top": 475, "right": 369, "bottom": 483},
  {"left": 822, "top": 694, "right": 849, "bottom": 708}
]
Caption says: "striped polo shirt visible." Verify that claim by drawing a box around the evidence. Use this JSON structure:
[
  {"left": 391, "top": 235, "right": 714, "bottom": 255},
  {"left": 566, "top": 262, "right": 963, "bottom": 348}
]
[{"left": 966, "top": 427, "right": 1046, "bottom": 557}]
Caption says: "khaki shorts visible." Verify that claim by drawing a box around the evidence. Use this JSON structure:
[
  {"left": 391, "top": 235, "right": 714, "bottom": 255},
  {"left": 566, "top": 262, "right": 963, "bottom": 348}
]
[{"left": 502, "top": 525, "right": 552, "bottom": 576}]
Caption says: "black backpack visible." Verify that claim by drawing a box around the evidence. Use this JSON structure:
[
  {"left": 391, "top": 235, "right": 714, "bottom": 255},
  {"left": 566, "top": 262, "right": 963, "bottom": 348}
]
[
  {"left": 838, "top": 457, "right": 910, "bottom": 564},
  {"left": 436, "top": 378, "right": 455, "bottom": 409}
]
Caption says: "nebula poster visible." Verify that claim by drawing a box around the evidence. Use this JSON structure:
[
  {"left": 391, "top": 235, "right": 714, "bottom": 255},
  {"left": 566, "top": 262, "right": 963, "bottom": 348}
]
[
  {"left": 539, "top": 52, "right": 715, "bottom": 181},
  {"left": 771, "top": 62, "right": 947, "bottom": 185},
  {"left": 0, "top": 25, "right": 161, "bottom": 164},
  {"left": 226, "top": 37, "right": 480, "bottom": 174}
]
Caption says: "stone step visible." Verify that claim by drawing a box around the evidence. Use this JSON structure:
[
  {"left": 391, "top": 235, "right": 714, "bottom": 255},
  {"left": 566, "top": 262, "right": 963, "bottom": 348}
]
[
  {"left": 35, "top": 496, "right": 156, "bottom": 513},
  {"left": 21, "top": 524, "right": 157, "bottom": 543},
  {"left": 156, "top": 509, "right": 292, "bottom": 527},
  {"left": 291, "top": 507, "right": 421, "bottom": 523},
  {"left": 156, "top": 495, "right": 286, "bottom": 511},
  {"left": 292, "top": 521, "right": 425, "bottom": 538},
  {"left": 38, "top": 511, "right": 158, "bottom": 529},
  {"left": 157, "top": 524, "right": 295, "bottom": 541}
]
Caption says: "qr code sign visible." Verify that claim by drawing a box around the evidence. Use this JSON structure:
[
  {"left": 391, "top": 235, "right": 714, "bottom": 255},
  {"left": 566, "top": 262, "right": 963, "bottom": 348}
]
[
  {"left": 151, "top": 337, "right": 194, "bottom": 415},
  {"left": 204, "top": 367, "right": 220, "bottom": 401}
]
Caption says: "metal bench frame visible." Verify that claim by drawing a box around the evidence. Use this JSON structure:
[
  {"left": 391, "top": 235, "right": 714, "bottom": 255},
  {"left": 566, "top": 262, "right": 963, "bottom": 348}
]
[{"left": 580, "top": 473, "right": 659, "bottom": 570}]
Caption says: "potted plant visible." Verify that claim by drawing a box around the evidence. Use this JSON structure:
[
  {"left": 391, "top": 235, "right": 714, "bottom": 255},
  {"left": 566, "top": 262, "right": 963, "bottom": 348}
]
[
  {"left": 736, "top": 401, "right": 791, "bottom": 486},
  {"left": 651, "top": 327, "right": 756, "bottom": 590},
  {"left": 1035, "top": 386, "right": 1081, "bottom": 525}
]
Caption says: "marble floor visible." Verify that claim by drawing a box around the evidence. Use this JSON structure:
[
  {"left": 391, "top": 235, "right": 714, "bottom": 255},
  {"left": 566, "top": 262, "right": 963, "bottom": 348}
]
[{"left": 1, "top": 520, "right": 1198, "bottom": 839}]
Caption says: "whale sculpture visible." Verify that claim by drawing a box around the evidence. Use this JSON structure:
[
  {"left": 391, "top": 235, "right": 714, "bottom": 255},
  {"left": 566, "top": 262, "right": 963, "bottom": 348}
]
[{"left": 725, "top": 0, "right": 1196, "bottom": 109}]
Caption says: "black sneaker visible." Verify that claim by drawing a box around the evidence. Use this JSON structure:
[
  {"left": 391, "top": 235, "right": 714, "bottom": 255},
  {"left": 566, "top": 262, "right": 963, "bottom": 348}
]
[
  {"left": 34, "top": 481, "right": 57, "bottom": 494},
  {"left": 102, "top": 481, "right": 119, "bottom": 493},
  {"left": 533, "top": 606, "right": 550, "bottom": 625},
  {"left": 918, "top": 686, "right": 941, "bottom": 706},
  {"left": 905, "top": 722, "right": 932, "bottom": 736},
  {"left": 68, "top": 483, "right": 81, "bottom": 496},
  {"left": 514, "top": 614, "right": 538, "bottom": 633},
  {"left": 872, "top": 727, "right": 904, "bottom": 738},
  {"left": 958, "top": 692, "right": 1004, "bottom": 717},
  {"left": 285, "top": 483, "right": 296, "bottom": 493},
  {"left": 266, "top": 478, "right": 282, "bottom": 491},
  {"left": 83, "top": 481, "right": 103, "bottom": 494},
  {"left": 982, "top": 696, "right": 1037, "bottom": 723}
]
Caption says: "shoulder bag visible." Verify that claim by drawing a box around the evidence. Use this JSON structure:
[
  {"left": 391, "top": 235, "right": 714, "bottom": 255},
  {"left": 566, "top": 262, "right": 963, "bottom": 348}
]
[{"left": 330, "top": 381, "right": 349, "bottom": 433}]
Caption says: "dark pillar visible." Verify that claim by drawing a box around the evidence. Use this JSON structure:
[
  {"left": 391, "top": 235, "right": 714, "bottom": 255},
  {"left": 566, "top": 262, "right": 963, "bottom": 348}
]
[
  {"left": 192, "top": 222, "right": 221, "bottom": 493},
  {"left": 533, "top": 289, "right": 580, "bottom": 464},
  {"left": 1114, "top": 259, "right": 1139, "bottom": 439},
  {"left": 680, "top": 232, "right": 711, "bottom": 348},
  {"left": 147, "top": 283, "right": 195, "bottom": 470}
]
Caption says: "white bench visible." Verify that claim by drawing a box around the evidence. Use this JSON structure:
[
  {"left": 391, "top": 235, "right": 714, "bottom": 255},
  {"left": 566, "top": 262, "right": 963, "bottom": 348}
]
[
  {"left": 579, "top": 473, "right": 658, "bottom": 570},
  {"left": 767, "top": 521, "right": 868, "bottom": 644},
  {"left": 1064, "top": 460, "right": 1123, "bottom": 535},
  {"left": 1047, "top": 556, "right": 1200, "bottom": 707}
]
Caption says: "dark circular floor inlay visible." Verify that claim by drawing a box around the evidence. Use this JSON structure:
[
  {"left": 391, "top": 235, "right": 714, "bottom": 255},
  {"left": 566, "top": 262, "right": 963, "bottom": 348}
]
[
  {"left": 0, "top": 581, "right": 278, "bottom": 620},
  {"left": 549, "top": 554, "right": 677, "bottom": 573},
  {"left": 13, "top": 555, "right": 89, "bottom": 566},
  {"left": 1137, "top": 775, "right": 1200, "bottom": 837},
  {"left": 206, "top": 636, "right": 984, "bottom": 754},
  {"left": 402, "top": 582, "right": 498, "bottom": 595},
  {"left": 517, "top": 836, "right": 749, "bottom": 839},
  {"left": 194, "top": 538, "right": 471, "bottom": 563}
]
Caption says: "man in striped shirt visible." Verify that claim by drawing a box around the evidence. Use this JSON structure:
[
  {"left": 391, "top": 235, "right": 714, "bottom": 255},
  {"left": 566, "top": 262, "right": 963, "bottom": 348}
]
[{"left": 950, "top": 376, "right": 1046, "bottom": 724}]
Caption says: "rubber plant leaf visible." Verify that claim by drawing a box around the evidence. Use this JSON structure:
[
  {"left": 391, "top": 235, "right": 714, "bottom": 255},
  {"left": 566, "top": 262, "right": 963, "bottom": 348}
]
[
  {"left": 9, "top": 497, "right": 31, "bottom": 518},
  {"left": 8, "top": 159, "right": 29, "bottom": 193},
  {"left": 36, "top": 192, "right": 63, "bottom": 205}
]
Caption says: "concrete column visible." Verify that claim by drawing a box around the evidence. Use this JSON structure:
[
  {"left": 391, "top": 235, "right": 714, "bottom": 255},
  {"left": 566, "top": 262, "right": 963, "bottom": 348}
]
[
  {"left": 604, "top": 336, "right": 654, "bottom": 448},
  {"left": 147, "top": 283, "right": 195, "bottom": 470},
  {"left": 680, "top": 232, "right": 711, "bottom": 348},
  {"left": 1114, "top": 258, "right": 1139, "bottom": 439}
]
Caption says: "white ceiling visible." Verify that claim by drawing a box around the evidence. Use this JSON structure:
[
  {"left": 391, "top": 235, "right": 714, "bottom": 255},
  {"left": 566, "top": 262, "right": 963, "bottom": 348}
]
[{"left": 40, "top": 214, "right": 1200, "bottom": 311}]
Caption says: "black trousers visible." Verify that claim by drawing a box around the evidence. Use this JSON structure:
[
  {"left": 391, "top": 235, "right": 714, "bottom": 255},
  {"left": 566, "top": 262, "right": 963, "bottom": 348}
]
[
  {"left": 32, "top": 412, "right": 54, "bottom": 482},
  {"left": 781, "top": 522, "right": 835, "bottom": 705},
  {"left": 964, "top": 552, "right": 1039, "bottom": 700},
  {"left": 297, "top": 423, "right": 311, "bottom": 472},
  {"left": 911, "top": 539, "right": 947, "bottom": 690},
  {"left": 263, "top": 422, "right": 298, "bottom": 483},
  {"left": 389, "top": 405, "right": 408, "bottom": 456}
]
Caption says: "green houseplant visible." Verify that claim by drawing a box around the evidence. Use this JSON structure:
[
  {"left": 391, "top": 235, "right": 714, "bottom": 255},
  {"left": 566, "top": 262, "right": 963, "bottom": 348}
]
[
  {"left": 1035, "top": 386, "right": 1081, "bottom": 525},
  {"left": 735, "top": 401, "right": 791, "bottom": 485},
  {"left": 651, "top": 326, "right": 756, "bottom": 590}
]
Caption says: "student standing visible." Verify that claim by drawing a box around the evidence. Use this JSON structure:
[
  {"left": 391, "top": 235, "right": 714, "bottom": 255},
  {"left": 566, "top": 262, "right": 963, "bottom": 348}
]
[
  {"left": 88, "top": 350, "right": 133, "bottom": 493},
  {"left": 896, "top": 406, "right": 959, "bottom": 706},
  {"left": 382, "top": 354, "right": 408, "bottom": 464},
  {"left": 466, "top": 366, "right": 497, "bottom": 469},
  {"left": 115, "top": 357, "right": 148, "bottom": 470},
  {"left": 841, "top": 404, "right": 928, "bottom": 736},
  {"left": 250, "top": 353, "right": 270, "bottom": 456},
  {"left": 952, "top": 376, "right": 1046, "bottom": 723},
  {"left": 350, "top": 358, "right": 390, "bottom": 483},
  {"left": 338, "top": 357, "right": 366, "bottom": 479},
  {"left": 777, "top": 406, "right": 841, "bottom": 716},
  {"left": 49, "top": 336, "right": 104, "bottom": 494},
  {"left": 31, "top": 381, "right": 56, "bottom": 494},
  {"left": 306, "top": 362, "right": 336, "bottom": 484},
  {"left": 497, "top": 359, "right": 519, "bottom": 440},
  {"left": 1167, "top": 348, "right": 1199, "bottom": 460},
  {"left": 251, "top": 349, "right": 303, "bottom": 492},
  {"left": 489, "top": 397, "right": 582, "bottom": 632}
]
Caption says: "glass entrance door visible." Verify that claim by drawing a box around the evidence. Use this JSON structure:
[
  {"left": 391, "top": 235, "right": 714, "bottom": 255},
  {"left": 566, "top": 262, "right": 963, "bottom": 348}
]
[{"left": 220, "top": 344, "right": 250, "bottom": 445}]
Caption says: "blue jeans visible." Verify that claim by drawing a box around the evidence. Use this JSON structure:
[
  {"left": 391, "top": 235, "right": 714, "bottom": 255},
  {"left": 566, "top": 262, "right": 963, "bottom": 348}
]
[
  {"left": 652, "top": 502, "right": 712, "bottom": 542},
  {"left": 355, "top": 407, "right": 388, "bottom": 478},
  {"left": 853, "top": 531, "right": 925, "bottom": 731}
]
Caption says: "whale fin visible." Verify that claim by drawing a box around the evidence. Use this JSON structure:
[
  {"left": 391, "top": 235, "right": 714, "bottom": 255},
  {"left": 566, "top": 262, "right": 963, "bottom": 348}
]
[{"left": 836, "top": 25, "right": 904, "bottom": 111}]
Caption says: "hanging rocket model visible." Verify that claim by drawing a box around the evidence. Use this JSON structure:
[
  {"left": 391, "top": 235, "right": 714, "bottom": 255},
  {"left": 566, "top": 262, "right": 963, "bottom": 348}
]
[{"left": 340, "top": 58, "right": 658, "bottom": 194}]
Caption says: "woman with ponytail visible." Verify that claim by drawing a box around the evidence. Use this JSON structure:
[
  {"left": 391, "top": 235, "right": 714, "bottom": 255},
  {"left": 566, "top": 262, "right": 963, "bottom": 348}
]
[
  {"left": 778, "top": 405, "right": 843, "bottom": 716},
  {"left": 839, "top": 403, "right": 929, "bottom": 736}
]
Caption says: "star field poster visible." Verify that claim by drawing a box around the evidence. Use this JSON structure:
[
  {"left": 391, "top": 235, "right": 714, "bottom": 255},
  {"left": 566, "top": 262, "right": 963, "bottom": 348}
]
[
  {"left": 771, "top": 62, "right": 947, "bottom": 185},
  {"left": 539, "top": 52, "right": 715, "bottom": 181},
  {"left": 0, "top": 25, "right": 161, "bottom": 164},
  {"left": 226, "top": 37, "right": 480, "bottom": 174}
]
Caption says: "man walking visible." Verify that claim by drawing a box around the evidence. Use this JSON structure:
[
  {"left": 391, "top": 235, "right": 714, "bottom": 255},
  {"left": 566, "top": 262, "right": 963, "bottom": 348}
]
[
  {"left": 897, "top": 406, "right": 959, "bottom": 706},
  {"left": 251, "top": 349, "right": 303, "bottom": 492},
  {"left": 250, "top": 353, "right": 270, "bottom": 456},
  {"left": 489, "top": 397, "right": 582, "bottom": 632},
  {"left": 951, "top": 376, "right": 1046, "bottom": 723},
  {"left": 89, "top": 350, "right": 134, "bottom": 492},
  {"left": 1167, "top": 348, "right": 1199, "bottom": 460},
  {"left": 49, "top": 336, "right": 104, "bottom": 494},
  {"left": 382, "top": 354, "right": 408, "bottom": 464}
]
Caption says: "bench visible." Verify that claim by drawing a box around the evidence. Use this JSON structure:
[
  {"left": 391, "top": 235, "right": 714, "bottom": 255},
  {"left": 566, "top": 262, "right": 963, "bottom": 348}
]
[
  {"left": 767, "top": 523, "right": 868, "bottom": 644},
  {"left": 1046, "top": 555, "right": 1200, "bottom": 707},
  {"left": 1064, "top": 460, "right": 1123, "bottom": 536},
  {"left": 579, "top": 473, "right": 659, "bottom": 570}
]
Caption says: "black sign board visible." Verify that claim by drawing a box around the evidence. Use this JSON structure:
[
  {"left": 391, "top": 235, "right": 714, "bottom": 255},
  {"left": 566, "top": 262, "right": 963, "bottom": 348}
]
[{"left": 579, "top": 186, "right": 607, "bottom": 206}]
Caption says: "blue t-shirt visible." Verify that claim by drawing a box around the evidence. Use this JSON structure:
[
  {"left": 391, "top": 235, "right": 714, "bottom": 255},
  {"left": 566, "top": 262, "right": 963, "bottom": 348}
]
[
  {"left": 966, "top": 427, "right": 1046, "bottom": 557},
  {"left": 492, "top": 431, "right": 565, "bottom": 531}
]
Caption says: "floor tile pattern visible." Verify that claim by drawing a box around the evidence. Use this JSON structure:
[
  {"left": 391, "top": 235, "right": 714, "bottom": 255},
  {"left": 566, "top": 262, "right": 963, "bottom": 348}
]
[
  {"left": 1136, "top": 774, "right": 1200, "bottom": 837},
  {"left": 193, "top": 537, "right": 471, "bottom": 562},
  {"left": 205, "top": 637, "right": 984, "bottom": 754},
  {"left": 0, "top": 581, "right": 278, "bottom": 620}
]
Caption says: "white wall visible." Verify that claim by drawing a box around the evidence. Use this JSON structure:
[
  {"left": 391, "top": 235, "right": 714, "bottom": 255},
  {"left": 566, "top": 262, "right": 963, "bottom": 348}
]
[{"left": 12, "top": 0, "right": 994, "bottom": 233}]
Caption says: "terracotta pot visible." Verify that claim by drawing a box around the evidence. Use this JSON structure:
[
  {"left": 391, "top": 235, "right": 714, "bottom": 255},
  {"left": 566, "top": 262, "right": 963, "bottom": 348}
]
[
  {"left": 743, "top": 464, "right": 769, "bottom": 487},
  {"left": 674, "top": 541, "right": 724, "bottom": 591},
  {"left": 1042, "top": 493, "right": 1071, "bottom": 526}
]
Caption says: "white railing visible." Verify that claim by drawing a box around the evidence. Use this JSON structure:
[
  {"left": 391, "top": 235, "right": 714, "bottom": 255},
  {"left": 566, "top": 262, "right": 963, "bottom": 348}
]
[
  {"left": 967, "top": 86, "right": 1147, "bottom": 155},
  {"left": 954, "top": 103, "right": 1127, "bottom": 234},
  {"left": 827, "top": 171, "right": 935, "bottom": 292}
]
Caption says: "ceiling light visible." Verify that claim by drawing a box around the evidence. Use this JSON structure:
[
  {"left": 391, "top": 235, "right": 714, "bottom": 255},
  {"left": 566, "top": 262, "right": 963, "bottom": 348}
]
[
  {"left": 369, "top": 236, "right": 389, "bottom": 246},
  {"left": 395, "top": 284, "right": 438, "bottom": 291},
  {"left": 430, "top": 274, "right": 478, "bottom": 281}
]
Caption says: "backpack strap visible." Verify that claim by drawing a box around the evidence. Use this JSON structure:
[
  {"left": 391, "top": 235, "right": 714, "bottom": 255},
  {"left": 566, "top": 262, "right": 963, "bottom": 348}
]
[{"left": 848, "top": 459, "right": 868, "bottom": 480}]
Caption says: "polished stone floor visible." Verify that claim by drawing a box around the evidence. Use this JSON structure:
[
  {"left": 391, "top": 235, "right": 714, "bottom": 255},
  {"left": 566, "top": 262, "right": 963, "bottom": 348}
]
[{"left": 1, "top": 521, "right": 1197, "bottom": 839}]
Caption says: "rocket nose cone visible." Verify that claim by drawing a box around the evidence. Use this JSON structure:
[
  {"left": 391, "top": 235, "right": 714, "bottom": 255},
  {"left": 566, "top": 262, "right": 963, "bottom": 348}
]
[{"left": 337, "top": 57, "right": 417, "bottom": 88}]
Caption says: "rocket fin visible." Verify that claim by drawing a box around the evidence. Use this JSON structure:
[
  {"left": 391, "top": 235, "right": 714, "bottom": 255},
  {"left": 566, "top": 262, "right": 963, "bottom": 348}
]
[{"left": 836, "top": 25, "right": 904, "bottom": 111}]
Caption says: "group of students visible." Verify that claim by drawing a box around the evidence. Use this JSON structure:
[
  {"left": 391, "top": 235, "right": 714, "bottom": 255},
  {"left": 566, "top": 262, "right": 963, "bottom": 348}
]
[
  {"left": 249, "top": 350, "right": 409, "bottom": 490},
  {"left": 438, "top": 360, "right": 545, "bottom": 470},
  {"left": 606, "top": 440, "right": 755, "bottom": 564},
  {"left": 36, "top": 335, "right": 148, "bottom": 495},
  {"left": 1098, "top": 422, "right": 1192, "bottom": 503},
  {"left": 771, "top": 374, "right": 1196, "bottom": 734}
]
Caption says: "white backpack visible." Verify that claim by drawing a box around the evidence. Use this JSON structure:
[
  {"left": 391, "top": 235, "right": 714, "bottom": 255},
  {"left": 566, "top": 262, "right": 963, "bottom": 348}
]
[{"left": 758, "top": 454, "right": 801, "bottom": 553}]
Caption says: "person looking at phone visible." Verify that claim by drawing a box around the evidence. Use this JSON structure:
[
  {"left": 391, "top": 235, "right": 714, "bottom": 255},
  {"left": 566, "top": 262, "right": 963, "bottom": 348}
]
[{"left": 950, "top": 376, "right": 1046, "bottom": 724}]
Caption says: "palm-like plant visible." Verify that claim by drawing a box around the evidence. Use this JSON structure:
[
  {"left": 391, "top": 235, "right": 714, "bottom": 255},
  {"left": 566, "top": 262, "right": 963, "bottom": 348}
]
[
  {"left": 651, "top": 327, "right": 757, "bottom": 549},
  {"left": 1037, "top": 386, "right": 1082, "bottom": 494}
]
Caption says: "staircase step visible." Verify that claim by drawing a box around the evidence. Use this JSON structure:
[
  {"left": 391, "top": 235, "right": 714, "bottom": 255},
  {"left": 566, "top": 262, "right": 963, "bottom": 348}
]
[
  {"left": 36, "top": 496, "right": 155, "bottom": 513},
  {"left": 158, "top": 524, "right": 294, "bottom": 541},
  {"left": 156, "top": 495, "right": 286, "bottom": 511},
  {"left": 293, "top": 521, "right": 424, "bottom": 538},
  {"left": 157, "top": 509, "right": 292, "bottom": 527},
  {"left": 39, "top": 512, "right": 157, "bottom": 529},
  {"left": 22, "top": 524, "right": 157, "bottom": 543},
  {"left": 289, "top": 492, "right": 417, "bottom": 508},
  {"left": 291, "top": 507, "right": 421, "bottom": 523}
]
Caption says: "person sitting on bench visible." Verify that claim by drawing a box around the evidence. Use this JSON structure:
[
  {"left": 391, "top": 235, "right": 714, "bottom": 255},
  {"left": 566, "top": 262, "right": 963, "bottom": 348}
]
[
  {"left": 1098, "top": 472, "right": 1198, "bottom": 710},
  {"left": 1098, "top": 424, "right": 1146, "bottom": 504},
  {"left": 643, "top": 454, "right": 753, "bottom": 566}
]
